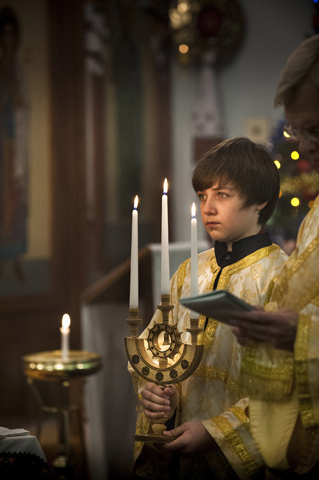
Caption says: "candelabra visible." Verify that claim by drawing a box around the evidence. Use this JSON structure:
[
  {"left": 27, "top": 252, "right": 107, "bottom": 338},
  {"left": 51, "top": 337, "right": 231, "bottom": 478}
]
[{"left": 125, "top": 294, "right": 203, "bottom": 442}]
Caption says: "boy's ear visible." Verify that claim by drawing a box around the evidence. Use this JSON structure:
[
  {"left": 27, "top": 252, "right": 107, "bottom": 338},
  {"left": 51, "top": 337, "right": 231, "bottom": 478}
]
[{"left": 256, "top": 201, "right": 268, "bottom": 211}]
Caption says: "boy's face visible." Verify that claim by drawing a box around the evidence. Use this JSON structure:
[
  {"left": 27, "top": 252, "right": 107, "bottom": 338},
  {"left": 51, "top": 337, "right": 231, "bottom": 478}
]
[{"left": 197, "top": 182, "right": 266, "bottom": 250}]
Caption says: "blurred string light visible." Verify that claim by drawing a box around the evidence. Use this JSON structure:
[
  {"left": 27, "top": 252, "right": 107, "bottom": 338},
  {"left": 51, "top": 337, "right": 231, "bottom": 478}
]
[
  {"left": 283, "top": 131, "right": 290, "bottom": 138},
  {"left": 291, "top": 197, "right": 300, "bottom": 207},
  {"left": 179, "top": 44, "right": 189, "bottom": 54},
  {"left": 168, "top": 0, "right": 245, "bottom": 65},
  {"left": 280, "top": 171, "right": 319, "bottom": 195},
  {"left": 291, "top": 151, "right": 300, "bottom": 160},
  {"left": 177, "top": 1, "right": 190, "bottom": 12},
  {"left": 169, "top": 1, "right": 191, "bottom": 29},
  {"left": 274, "top": 160, "right": 281, "bottom": 169}
]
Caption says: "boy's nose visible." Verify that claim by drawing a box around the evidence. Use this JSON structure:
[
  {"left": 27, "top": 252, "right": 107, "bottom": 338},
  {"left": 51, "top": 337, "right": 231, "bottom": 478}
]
[{"left": 202, "top": 198, "right": 217, "bottom": 215}]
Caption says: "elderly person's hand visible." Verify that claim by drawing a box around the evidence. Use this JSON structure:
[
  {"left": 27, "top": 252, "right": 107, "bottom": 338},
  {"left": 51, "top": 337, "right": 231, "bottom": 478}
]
[{"left": 230, "top": 307, "right": 299, "bottom": 351}]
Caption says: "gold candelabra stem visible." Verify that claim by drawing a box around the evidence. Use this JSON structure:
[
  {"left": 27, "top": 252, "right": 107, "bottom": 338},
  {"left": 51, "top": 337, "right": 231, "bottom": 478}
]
[
  {"left": 186, "top": 317, "right": 202, "bottom": 345},
  {"left": 126, "top": 308, "right": 143, "bottom": 337},
  {"left": 157, "top": 294, "right": 174, "bottom": 325},
  {"left": 155, "top": 294, "right": 174, "bottom": 369}
]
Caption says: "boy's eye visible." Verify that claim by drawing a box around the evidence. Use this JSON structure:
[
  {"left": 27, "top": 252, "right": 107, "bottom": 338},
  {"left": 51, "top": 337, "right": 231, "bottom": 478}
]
[
  {"left": 197, "top": 193, "right": 206, "bottom": 201},
  {"left": 217, "top": 192, "right": 228, "bottom": 198}
]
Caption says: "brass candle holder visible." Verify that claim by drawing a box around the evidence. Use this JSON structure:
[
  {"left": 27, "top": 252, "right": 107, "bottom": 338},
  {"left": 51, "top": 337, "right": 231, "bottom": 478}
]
[{"left": 125, "top": 294, "right": 204, "bottom": 443}]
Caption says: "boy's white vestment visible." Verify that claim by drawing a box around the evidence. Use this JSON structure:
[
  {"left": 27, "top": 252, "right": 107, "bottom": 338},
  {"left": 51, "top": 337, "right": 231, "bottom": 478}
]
[{"left": 130, "top": 238, "right": 287, "bottom": 479}]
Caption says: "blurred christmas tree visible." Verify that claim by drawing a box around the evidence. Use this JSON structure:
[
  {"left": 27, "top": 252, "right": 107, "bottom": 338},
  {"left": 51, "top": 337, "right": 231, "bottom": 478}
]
[{"left": 266, "top": 118, "right": 319, "bottom": 246}]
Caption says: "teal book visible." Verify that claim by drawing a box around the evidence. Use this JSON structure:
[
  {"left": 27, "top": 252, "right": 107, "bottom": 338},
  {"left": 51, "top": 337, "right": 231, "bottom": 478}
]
[{"left": 179, "top": 290, "right": 254, "bottom": 323}]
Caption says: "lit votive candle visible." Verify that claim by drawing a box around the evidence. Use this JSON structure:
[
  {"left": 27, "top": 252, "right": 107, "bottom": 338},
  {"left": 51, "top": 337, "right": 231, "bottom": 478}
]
[{"left": 60, "top": 314, "right": 70, "bottom": 360}]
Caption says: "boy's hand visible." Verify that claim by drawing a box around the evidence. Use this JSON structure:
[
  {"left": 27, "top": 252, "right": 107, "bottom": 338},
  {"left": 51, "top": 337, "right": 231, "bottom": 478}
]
[
  {"left": 230, "top": 308, "right": 299, "bottom": 351},
  {"left": 161, "top": 421, "right": 216, "bottom": 457},
  {"left": 141, "top": 383, "right": 178, "bottom": 421}
]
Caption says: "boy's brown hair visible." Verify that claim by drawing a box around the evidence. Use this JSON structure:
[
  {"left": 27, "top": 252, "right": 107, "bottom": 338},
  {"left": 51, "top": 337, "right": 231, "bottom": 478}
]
[{"left": 192, "top": 137, "right": 280, "bottom": 226}]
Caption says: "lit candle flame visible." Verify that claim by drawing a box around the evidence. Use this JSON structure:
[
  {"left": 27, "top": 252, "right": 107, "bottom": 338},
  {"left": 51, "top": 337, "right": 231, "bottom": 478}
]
[
  {"left": 62, "top": 314, "right": 70, "bottom": 329},
  {"left": 163, "top": 178, "right": 168, "bottom": 195},
  {"left": 134, "top": 195, "right": 139, "bottom": 209},
  {"left": 191, "top": 202, "right": 196, "bottom": 218}
]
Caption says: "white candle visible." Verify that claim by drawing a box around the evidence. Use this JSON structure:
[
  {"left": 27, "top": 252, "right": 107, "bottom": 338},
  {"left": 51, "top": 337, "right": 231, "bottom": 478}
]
[
  {"left": 161, "top": 179, "right": 170, "bottom": 294},
  {"left": 129, "top": 196, "right": 139, "bottom": 309},
  {"left": 191, "top": 203, "right": 199, "bottom": 319},
  {"left": 60, "top": 314, "right": 70, "bottom": 360},
  {"left": 191, "top": 202, "right": 199, "bottom": 296}
]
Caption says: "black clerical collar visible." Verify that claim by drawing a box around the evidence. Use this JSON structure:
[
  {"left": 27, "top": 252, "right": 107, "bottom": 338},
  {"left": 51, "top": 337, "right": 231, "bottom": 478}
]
[{"left": 214, "top": 232, "right": 272, "bottom": 268}]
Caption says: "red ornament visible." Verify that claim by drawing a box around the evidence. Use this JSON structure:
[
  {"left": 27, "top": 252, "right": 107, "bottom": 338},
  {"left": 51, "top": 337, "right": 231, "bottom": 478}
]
[
  {"left": 301, "top": 189, "right": 317, "bottom": 201},
  {"left": 196, "top": 7, "right": 223, "bottom": 37},
  {"left": 298, "top": 159, "right": 317, "bottom": 199},
  {"left": 298, "top": 159, "right": 312, "bottom": 174}
]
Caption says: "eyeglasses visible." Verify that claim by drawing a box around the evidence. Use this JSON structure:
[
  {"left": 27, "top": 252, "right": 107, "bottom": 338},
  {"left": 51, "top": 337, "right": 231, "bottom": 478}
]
[{"left": 283, "top": 123, "right": 319, "bottom": 143}]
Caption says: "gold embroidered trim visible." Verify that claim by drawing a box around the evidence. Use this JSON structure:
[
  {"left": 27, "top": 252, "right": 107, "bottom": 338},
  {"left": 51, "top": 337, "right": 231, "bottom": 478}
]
[
  {"left": 294, "top": 314, "right": 314, "bottom": 428},
  {"left": 229, "top": 406, "right": 250, "bottom": 434},
  {"left": 264, "top": 276, "right": 277, "bottom": 306},
  {"left": 200, "top": 245, "right": 282, "bottom": 349},
  {"left": 272, "top": 235, "right": 319, "bottom": 309},
  {"left": 296, "top": 195, "right": 319, "bottom": 240},
  {"left": 207, "top": 252, "right": 219, "bottom": 292},
  {"left": 291, "top": 234, "right": 319, "bottom": 275},
  {"left": 177, "top": 258, "right": 189, "bottom": 299},
  {"left": 197, "top": 318, "right": 219, "bottom": 348},
  {"left": 311, "top": 292, "right": 319, "bottom": 308},
  {"left": 212, "top": 416, "right": 262, "bottom": 479},
  {"left": 293, "top": 427, "right": 319, "bottom": 474},
  {"left": 134, "top": 406, "right": 150, "bottom": 458},
  {"left": 193, "top": 365, "right": 240, "bottom": 395},
  {"left": 240, "top": 343, "right": 294, "bottom": 400},
  {"left": 198, "top": 314, "right": 207, "bottom": 331},
  {"left": 299, "top": 277, "right": 319, "bottom": 313},
  {"left": 218, "top": 245, "right": 282, "bottom": 290}
]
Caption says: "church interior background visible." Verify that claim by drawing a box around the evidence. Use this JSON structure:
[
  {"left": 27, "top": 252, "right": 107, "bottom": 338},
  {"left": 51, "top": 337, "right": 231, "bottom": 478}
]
[{"left": 0, "top": 0, "right": 317, "bottom": 479}]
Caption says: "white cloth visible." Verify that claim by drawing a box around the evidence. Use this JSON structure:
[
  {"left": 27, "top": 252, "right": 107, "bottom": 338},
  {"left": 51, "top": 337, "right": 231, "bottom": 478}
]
[
  {"left": 0, "top": 430, "right": 47, "bottom": 463},
  {"left": 0, "top": 427, "right": 30, "bottom": 438}
]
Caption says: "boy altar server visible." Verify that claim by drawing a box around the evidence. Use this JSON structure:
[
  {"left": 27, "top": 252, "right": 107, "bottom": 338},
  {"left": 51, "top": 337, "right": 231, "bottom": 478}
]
[{"left": 130, "top": 137, "right": 287, "bottom": 480}]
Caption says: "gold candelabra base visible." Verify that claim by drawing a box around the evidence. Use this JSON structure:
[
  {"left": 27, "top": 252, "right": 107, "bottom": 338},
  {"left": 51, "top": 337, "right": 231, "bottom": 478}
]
[{"left": 125, "top": 294, "right": 203, "bottom": 443}]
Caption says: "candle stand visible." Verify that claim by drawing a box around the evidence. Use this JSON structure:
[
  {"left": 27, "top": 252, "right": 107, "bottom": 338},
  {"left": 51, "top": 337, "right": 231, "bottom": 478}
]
[
  {"left": 21, "top": 350, "right": 102, "bottom": 476},
  {"left": 125, "top": 294, "right": 203, "bottom": 443}
]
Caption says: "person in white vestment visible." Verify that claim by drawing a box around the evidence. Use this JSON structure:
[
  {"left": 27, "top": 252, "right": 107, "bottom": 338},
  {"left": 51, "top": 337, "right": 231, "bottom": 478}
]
[
  {"left": 129, "top": 137, "right": 288, "bottom": 480},
  {"left": 228, "top": 35, "right": 319, "bottom": 478}
]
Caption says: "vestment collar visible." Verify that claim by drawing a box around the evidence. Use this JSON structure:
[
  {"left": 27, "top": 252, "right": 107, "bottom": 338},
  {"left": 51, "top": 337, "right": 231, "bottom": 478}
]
[{"left": 214, "top": 232, "right": 272, "bottom": 268}]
